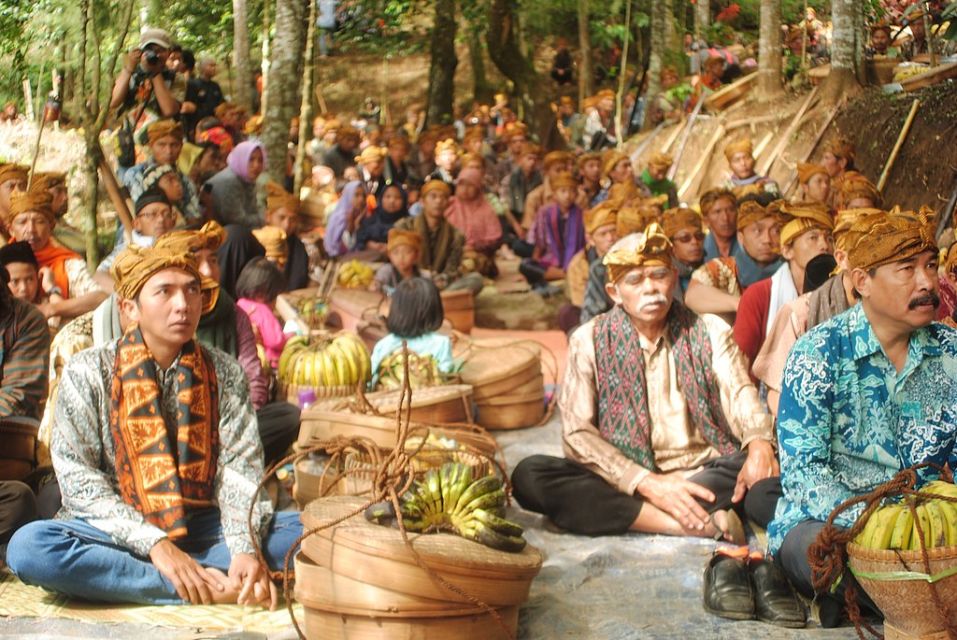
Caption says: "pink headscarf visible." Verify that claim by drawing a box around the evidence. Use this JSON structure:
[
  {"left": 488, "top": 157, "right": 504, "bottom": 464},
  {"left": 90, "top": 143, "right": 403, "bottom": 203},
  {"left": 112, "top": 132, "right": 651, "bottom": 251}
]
[
  {"left": 227, "top": 140, "right": 267, "bottom": 183},
  {"left": 456, "top": 167, "right": 483, "bottom": 192}
]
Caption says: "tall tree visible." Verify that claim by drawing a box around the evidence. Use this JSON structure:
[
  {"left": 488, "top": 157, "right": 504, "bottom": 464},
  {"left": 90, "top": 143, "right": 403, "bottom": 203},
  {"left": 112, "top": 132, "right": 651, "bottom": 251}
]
[
  {"left": 757, "top": 0, "right": 782, "bottom": 99},
  {"left": 643, "top": 0, "right": 672, "bottom": 128},
  {"left": 824, "top": 0, "right": 863, "bottom": 99},
  {"left": 294, "top": 0, "right": 317, "bottom": 193},
  {"left": 426, "top": 0, "right": 458, "bottom": 125},
  {"left": 578, "top": 0, "right": 593, "bottom": 103},
  {"left": 76, "top": 0, "right": 135, "bottom": 267},
  {"left": 486, "top": 0, "right": 558, "bottom": 146},
  {"left": 261, "top": 0, "right": 304, "bottom": 185},
  {"left": 695, "top": 0, "right": 709, "bottom": 36},
  {"left": 466, "top": 20, "right": 494, "bottom": 104},
  {"left": 232, "top": 0, "right": 253, "bottom": 112}
]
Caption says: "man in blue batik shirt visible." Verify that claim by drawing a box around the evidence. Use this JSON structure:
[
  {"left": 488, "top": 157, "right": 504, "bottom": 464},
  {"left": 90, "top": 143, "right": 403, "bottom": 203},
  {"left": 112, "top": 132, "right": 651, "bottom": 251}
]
[{"left": 769, "top": 206, "right": 957, "bottom": 626}]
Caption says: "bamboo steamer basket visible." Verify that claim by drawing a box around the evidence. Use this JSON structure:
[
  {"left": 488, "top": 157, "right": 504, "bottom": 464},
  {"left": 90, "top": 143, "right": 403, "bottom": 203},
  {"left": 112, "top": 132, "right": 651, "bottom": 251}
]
[
  {"left": 302, "top": 604, "right": 518, "bottom": 640},
  {"left": 440, "top": 289, "right": 475, "bottom": 334},
  {"left": 476, "top": 392, "right": 546, "bottom": 430},
  {"left": 294, "top": 552, "right": 488, "bottom": 617},
  {"left": 300, "top": 497, "right": 543, "bottom": 607},
  {"left": 294, "top": 455, "right": 376, "bottom": 506},
  {"left": 0, "top": 420, "right": 37, "bottom": 481},
  {"left": 298, "top": 385, "right": 475, "bottom": 450},
  {"left": 459, "top": 341, "right": 542, "bottom": 400},
  {"left": 848, "top": 542, "right": 957, "bottom": 638}
]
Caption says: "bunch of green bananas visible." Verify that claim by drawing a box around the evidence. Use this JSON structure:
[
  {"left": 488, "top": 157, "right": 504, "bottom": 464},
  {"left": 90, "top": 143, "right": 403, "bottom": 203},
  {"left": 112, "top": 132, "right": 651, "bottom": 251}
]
[
  {"left": 277, "top": 332, "right": 371, "bottom": 388},
  {"left": 855, "top": 481, "right": 957, "bottom": 551},
  {"left": 376, "top": 351, "right": 445, "bottom": 390},
  {"left": 398, "top": 462, "right": 526, "bottom": 553},
  {"left": 338, "top": 260, "right": 375, "bottom": 288}
]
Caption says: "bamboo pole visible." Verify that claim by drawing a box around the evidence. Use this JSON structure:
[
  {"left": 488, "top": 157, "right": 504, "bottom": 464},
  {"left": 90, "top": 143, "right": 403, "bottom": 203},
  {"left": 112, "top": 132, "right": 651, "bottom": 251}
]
[
  {"left": 877, "top": 98, "right": 920, "bottom": 193},
  {"left": 96, "top": 146, "right": 134, "bottom": 243},
  {"left": 660, "top": 120, "right": 685, "bottom": 153},
  {"left": 678, "top": 125, "right": 725, "bottom": 199},
  {"left": 629, "top": 122, "right": 666, "bottom": 163},
  {"left": 668, "top": 98, "right": 705, "bottom": 181},
  {"left": 752, "top": 131, "right": 775, "bottom": 161},
  {"left": 757, "top": 85, "right": 819, "bottom": 176}
]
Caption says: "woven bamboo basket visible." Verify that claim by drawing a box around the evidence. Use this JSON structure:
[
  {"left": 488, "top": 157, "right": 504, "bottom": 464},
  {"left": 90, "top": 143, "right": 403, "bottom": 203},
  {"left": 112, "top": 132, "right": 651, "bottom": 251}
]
[
  {"left": 294, "top": 552, "right": 487, "bottom": 617},
  {"left": 301, "top": 604, "right": 518, "bottom": 640},
  {"left": 298, "top": 385, "right": 476, "bottom": 450},
  {"left": 440, "top": 289, "right": 475, "bottom": 334},
  {"left": 476, "top": 392, "right": 546, "bottom": 430},
  {"left": 293, "top": 455, "right": 376, "bottom": 506},
  {"left": 300, "top": 497, "right": 543, "bottom": 607},
  {"left": 459, "top": 341, "right": 542, "bottom": 400},
  {"left": 0, "top": 420, "right": 37, "bottom": 481},
  {"left": 848, "top": 542, "right": 957, "bottom": 638}
]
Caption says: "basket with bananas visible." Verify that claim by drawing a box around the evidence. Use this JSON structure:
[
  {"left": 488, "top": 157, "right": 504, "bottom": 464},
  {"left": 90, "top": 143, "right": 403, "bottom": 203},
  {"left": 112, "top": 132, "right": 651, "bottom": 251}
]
[
  {"left": 337, "top": 259, "right": 375, "bottom": 289},
  {"left": 278, "top": 331, "right": 371, "bottom": 401},
  {"left": 367, "top": 462, "right": 527, "bottom": 553}
]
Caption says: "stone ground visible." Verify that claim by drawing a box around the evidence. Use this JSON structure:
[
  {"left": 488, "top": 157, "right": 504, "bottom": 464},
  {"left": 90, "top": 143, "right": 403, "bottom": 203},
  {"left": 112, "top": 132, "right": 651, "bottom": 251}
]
[{"left": 0, "top": 415, "right": 869, "bottom": 639}]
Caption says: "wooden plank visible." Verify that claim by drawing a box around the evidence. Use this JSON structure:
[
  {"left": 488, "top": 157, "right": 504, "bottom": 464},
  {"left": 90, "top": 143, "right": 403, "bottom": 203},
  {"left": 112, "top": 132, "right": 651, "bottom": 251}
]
[
  {"left": 668, "top": 98, "right": 705, "bottom": 181},
  {"left": 678, "top": 125, "right": 725, "bottom": 200},
  {"left": 757, "top": 85, "right": 820, "bottom": 176},
  {"left": 659, "top": 121, "right": 685, "bottom": 154},
  {"left": 900, "top": 61, "right": 957, "bottom": 92},
  {"left": 703, "top": 72, "right": 758, "bottom": 112}
]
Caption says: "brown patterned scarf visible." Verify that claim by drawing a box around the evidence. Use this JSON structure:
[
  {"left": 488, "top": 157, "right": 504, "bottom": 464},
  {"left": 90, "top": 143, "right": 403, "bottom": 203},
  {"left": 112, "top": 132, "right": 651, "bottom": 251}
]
[
  {"left": 415, "top": 213, "right": 454, "bottom": 274},
  {"left": 593, "top": 303, "right": 738, "bottom": 470},
  {"left": 110, "top": 326, "right": 219, "bottom": 539}
]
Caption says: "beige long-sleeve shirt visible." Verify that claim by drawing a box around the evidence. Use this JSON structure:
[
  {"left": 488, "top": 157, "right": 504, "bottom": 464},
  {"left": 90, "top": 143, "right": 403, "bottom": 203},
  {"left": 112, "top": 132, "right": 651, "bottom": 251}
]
[{"left": 560, "top": 312, "right": 774, "bottom": 496}]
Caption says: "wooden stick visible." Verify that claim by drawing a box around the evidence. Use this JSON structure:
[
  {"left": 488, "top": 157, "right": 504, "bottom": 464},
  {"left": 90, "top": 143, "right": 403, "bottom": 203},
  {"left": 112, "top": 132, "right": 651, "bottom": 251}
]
[
  {"left": 26, "top": 117, "right": 47, "bottom": 190},
  {"left": 726, "top": 113, "right": 783, "bottom": 131},
  {"left": 96, "top": 146, "right": 134, "bottom": 243},
  {"left": 752, "top": 131, "right": 775, "bottom": 161},
  {"left": 679, "top": 125, "right": 725, "bottom": 199},
  {"left": 660, "top": 120, "right": 685, "bottom": 154},
  {"left": 757, "top": 85, "right": 820, "bottom": 176},
  {"left": 877, "top": 98, "right": 920, "bottom": 193},
  {"left": 782, "top": 99, "right": 844, "bottom": 196},
  {"left": 22, "top": 79, "right": 34, "bottom": 122},
  {"left": 629, "top": 122, "right": 666, "bottom": 164},
  {"left": 668, "top": 97, "right": 705, "bottom": 181}
]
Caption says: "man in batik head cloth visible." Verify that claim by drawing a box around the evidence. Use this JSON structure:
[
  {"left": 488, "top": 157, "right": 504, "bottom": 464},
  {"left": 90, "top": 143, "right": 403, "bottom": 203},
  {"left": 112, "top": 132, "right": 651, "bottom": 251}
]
[
  {"left": 834, "top": 171, "right": 882, "bottom": 211},
  {"left": 794, "top": 163, "right": 830, "bottom": 206},
  {"left": 819, "top": 137, "right": 855, "bottom": 209},
  {"left": 662, "top": 207, "right": 705, "bottom": 302},
  {"left": 0, "top": 163, "right": 28, "bottom": 243},
  {"left": 769, "top": 206, "right": 957, "bottom": 628},
  {"left": 511, "top": 223, "right": 780, "bottom": 544},
  {"left": 7, "top": 244, "right": 301, "bottom": 607},
  {"left": 640, "top": 153, "right": 678, "bottom": 208},
  {"left": 560, "top": 202, "right": 619, "bottom": 333},
  {"left": 723, "top": 137, "right": 780, "bottom": 200}
]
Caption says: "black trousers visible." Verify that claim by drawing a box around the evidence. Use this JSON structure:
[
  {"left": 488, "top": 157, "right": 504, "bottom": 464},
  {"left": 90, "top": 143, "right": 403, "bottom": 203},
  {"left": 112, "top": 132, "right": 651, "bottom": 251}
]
[
  {"left": 0, "top": 481, "right": 37, "bottom": 544},
  {"left": 774, "top": 520, "right": 880, "bottom": 627},
  {"left": 510, "top": 453, "right": 781, "bottom": 536},
  {"left": 257, "top": 401, "right": 301, "bottom": 468}
]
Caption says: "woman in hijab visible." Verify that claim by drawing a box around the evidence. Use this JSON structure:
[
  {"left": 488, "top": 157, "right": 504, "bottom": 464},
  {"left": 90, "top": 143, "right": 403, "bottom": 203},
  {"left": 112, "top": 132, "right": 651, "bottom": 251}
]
[
  {"left": 323, "top": 180, "right": 368, "bottom": 258},
  {"left": 444, "top": 167, "right": 502, "bottom": 277},
  {"left": 355, "top": 183, "right": 410, "bottom": 252},
  {"left": 205, "top": 140, "right": 267, "bottom": 228}
]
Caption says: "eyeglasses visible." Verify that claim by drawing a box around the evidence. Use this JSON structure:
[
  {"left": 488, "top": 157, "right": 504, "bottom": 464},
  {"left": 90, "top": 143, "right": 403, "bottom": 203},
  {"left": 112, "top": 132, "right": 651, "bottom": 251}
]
[
  {"left": 672, "top": 231, "right": 705, "bottom": 243},
  {"left": 137, "top": 209, "right": 176, "bottom": 221}
]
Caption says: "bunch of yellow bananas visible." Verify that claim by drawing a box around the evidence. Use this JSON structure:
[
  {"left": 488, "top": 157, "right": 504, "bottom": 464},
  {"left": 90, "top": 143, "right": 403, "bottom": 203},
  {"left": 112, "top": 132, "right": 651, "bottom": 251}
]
[
  {"left": 337, "top": 260, "right": 375, "bottom": 288},
  {"left": 277, "top": 332, "right": 371, "bottom": 389},
  {"left": 855, "top": 481, "right": 957, "bottom": 551},
  {"left": 393, "top": 462, "right": 526, "bottom": 553}
]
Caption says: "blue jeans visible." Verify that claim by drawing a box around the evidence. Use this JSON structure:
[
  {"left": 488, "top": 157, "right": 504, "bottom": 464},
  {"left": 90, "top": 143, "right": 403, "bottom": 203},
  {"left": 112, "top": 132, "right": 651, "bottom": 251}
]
[{"left": 6, "top": 509, "right": 302, "bottom": 605}]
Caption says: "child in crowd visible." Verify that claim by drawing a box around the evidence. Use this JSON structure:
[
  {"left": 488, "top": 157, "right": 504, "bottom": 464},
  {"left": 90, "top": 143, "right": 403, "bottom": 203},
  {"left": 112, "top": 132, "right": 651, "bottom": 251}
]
[
  {"left": 520, "top": 172, "right": 585, "bottom": 292},
  {"left": 235, "top": 257, "right": 288, "bottom": 369},
  {"left": 373, "top": 228, "right": 422, "bottom": 296},
  {"left": 142, "top": 164, "right": 186, "bottom": 223},
  {"left": 369, "top": 277, "right": 455, "bottom": 388},
  {"left": 723, "top": 137, "right": 780, "bottom": 199}
]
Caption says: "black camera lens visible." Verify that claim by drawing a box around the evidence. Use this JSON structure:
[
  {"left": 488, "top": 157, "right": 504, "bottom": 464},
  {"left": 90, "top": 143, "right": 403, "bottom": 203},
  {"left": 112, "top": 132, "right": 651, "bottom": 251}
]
[{"left": 144, "top": 49, "right": 160, "bottom": 64}]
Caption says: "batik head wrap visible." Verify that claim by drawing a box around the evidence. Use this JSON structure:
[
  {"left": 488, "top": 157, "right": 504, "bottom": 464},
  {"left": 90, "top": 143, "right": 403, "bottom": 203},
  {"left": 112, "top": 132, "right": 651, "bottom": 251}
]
[
  {"left": 543, "top": 150, "right": 574, "bottom": 172},
  {"left": 0, "top": 163, "right": 28, "bottom": 187},
  {"left": 265, "top": 181, "right": 299, "bottom": 214},
  {"left": 604, "top": 223, "right": 674, "bottom": 283},
  {"left": 602, "top": 150, "right": 630, "bottom": 178},
  {"left": 147, "top": 119, "right": 184, "bottom": 144},
  {"left": 648, "top": 152, "right": 674, "bottom": 173},
  {"left": 584, "top": 202, "right": 618, "bottom": 234},
  {"left": 723, "top": 137, "right": 753, "bottom": 162},
  {"left": 111, "top": 245, "right": 202, "bottom": 301},
  {"left": 846, "top": 206, "right": 937, "bottom": 271},
  {"left": 662, "top": 207, "right": 702, "bottom": 239},
  {"left": 796, "top": 162, "right": 828, "bottom": 185},
  {"left": 736, "top": 199, "right": 775, "bottom": 231},
  {"left": 252, "top": 225, "right": 288, "bottom": 265},
  {"left": 778, "top": 201, "right": 834, "bottom": 248},
  {"left": 837, "top": 171, "right": 882, "bottom": 209},
  {"left": 7, "top": 189, "right": 54, "bottom": 226},
  {"left": 388, "top": 228, "right": 422, "bottom": 253},
  {"left": 833, "top": 207, "right": 882, "bottom": 253}
]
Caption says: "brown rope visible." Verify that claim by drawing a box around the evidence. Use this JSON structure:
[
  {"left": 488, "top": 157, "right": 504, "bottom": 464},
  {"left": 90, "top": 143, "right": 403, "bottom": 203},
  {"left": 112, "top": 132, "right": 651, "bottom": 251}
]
[{"left": 807, "top": 463, "right": 957, "bottom": 640}]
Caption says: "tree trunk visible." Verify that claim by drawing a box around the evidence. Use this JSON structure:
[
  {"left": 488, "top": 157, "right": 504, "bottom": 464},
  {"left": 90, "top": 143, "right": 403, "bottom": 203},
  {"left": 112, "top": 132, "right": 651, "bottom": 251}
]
[
  {"left": 577, "top": 0, "right": 593, "bottom": 104},
  {"left": 232, "top": 0, "right": 253, "bottom": 112},
  {"left": 82, "top": 138, "right": 101, "bottom": 268},
  {"left": 487, "top": 0, "right": 559, "bottom": 147},
  {"left": 822, "top": 0, "right": 862, "bottom": 100},
  {"left": 426, "top": 0, "right": 458, "bottom": 126},
  {"left": 695, "top": 0, "right": 709, "bottom": 36},
  {"left": 644, "top": 0, "right": 672, "bottom": 128},
  {"left": 260, "top": 0, "right": 272, "bottom": 115},
  {"left": 467, "top": 23, "right": 494, "bottom": 105},
  {"left": 294, "top": 0, "right": 317, "bottom": 194},
  {"left": 262, "top": 0, "right": 304, "bottom": 185},
  {"left": 757, "top": 0, "right": 782, "bottom": 99}
]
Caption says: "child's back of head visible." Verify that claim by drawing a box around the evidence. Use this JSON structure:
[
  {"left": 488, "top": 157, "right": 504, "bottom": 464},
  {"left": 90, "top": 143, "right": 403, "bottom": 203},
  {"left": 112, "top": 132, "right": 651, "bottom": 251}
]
[
  {"left": 386, "top": 277, "right": 444, "bottom": 339},
  {"left": 235, "top": 256, "right": 286, "bottom": 305}
]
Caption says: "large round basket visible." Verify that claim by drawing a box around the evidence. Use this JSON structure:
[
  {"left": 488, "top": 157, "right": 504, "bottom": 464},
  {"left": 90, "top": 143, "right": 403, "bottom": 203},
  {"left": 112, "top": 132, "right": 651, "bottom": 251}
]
[
  {"left": 0, "top": 420, "right": 37, "bottom": 481},
  {"left": 301, "top": 604, "right": 518, "bottom": 640},
  {"left": 300, "top": 497, "right": 543, "bottom": 607},
  {"left": 440, "top": 289, "right": 475, "bottom": 334},
  {"left": 848, "top": 542, "right": 957, "bottom": 638},
  {"left": 476, "top": 392, "right": 546, "bottom": 430},
  {"left": 299, "top": 385, "right": 476, "bottom": 450},
  {"left": 459, "top": 341, "right": 542, "bottom": 400},
  {"left": 293, "top": 455, "right": 376, "bottom": 506}
]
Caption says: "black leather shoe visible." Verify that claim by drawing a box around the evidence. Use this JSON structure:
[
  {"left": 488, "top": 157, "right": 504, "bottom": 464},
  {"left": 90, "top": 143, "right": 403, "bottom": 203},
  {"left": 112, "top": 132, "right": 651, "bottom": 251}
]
[
  {"left": 751, "top": 558, "right": 806, "bottom": 628},
  {"left": 703, "top": 553, "right": 754, "bottom": 620}
]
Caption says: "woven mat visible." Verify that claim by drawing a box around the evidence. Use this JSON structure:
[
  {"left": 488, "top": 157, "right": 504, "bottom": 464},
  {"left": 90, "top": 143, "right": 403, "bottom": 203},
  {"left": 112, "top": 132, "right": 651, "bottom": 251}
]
[{"left": 0, "top": 570, "right": 302, "bottom": 634}]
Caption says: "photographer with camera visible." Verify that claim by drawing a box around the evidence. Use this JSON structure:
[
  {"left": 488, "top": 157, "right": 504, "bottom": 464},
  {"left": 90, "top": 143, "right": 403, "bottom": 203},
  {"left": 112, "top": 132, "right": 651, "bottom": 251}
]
[{"left": 110, "top": 29, "right": 182, "bottom": 173}]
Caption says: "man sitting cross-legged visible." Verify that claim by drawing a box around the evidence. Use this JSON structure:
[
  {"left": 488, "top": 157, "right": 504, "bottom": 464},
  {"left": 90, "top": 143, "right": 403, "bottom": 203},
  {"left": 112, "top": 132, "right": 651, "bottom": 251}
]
[
  {"left": 511, "top": 224, "right": 780, "bottom": 542},
  {"left": 7, "top": 245, "right": 300, "bottom": 607}
]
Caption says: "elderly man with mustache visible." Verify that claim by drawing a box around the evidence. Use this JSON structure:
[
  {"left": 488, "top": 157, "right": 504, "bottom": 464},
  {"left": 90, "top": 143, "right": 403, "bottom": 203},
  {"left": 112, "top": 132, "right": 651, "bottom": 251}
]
[
  {"left": 768, "top": 206, "right": 957, "bottom": 628},
  {"left": 511, "top": 224, "right": 804, "bottom": 622}
]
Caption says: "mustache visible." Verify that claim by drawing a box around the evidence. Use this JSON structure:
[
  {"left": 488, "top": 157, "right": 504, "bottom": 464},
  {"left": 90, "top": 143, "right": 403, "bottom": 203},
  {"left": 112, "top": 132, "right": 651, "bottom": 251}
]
[
  {"left": 638, "top": 293, "right": 669, "bottom": 309},
  {"left": 908, "top": 292, "right": 941, "bottom": 310}
]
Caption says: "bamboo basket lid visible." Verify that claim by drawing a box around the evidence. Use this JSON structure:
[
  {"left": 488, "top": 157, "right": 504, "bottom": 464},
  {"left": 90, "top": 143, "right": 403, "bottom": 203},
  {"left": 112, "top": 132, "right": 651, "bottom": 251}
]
[
  {"left": 364, "top": 385, "right": 473, "bottom": 415},
  {"left": 302, "top": 604, "right": 518, "bottom": 640},
  {"left": 299, "top": 497, "right": 542, "bottom": 605},
  {"left": 294, "top": 552, "right": 486, "bottom": 617},
  {"left": 458, "top": 341, "right": 541, "bottom": 388}
]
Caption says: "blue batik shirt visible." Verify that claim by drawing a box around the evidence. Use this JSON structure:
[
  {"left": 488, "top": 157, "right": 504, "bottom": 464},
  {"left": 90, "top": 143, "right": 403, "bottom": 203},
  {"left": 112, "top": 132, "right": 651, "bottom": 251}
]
[{"left": 767, "top": 304, "right": 957, "bottom": 554}]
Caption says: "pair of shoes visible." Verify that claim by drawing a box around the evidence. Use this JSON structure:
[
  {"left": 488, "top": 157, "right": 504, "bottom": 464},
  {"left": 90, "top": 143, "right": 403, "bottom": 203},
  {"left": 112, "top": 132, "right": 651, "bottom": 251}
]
[{"left": 703, "top": 554, "right": 806, "bottom": 628}]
